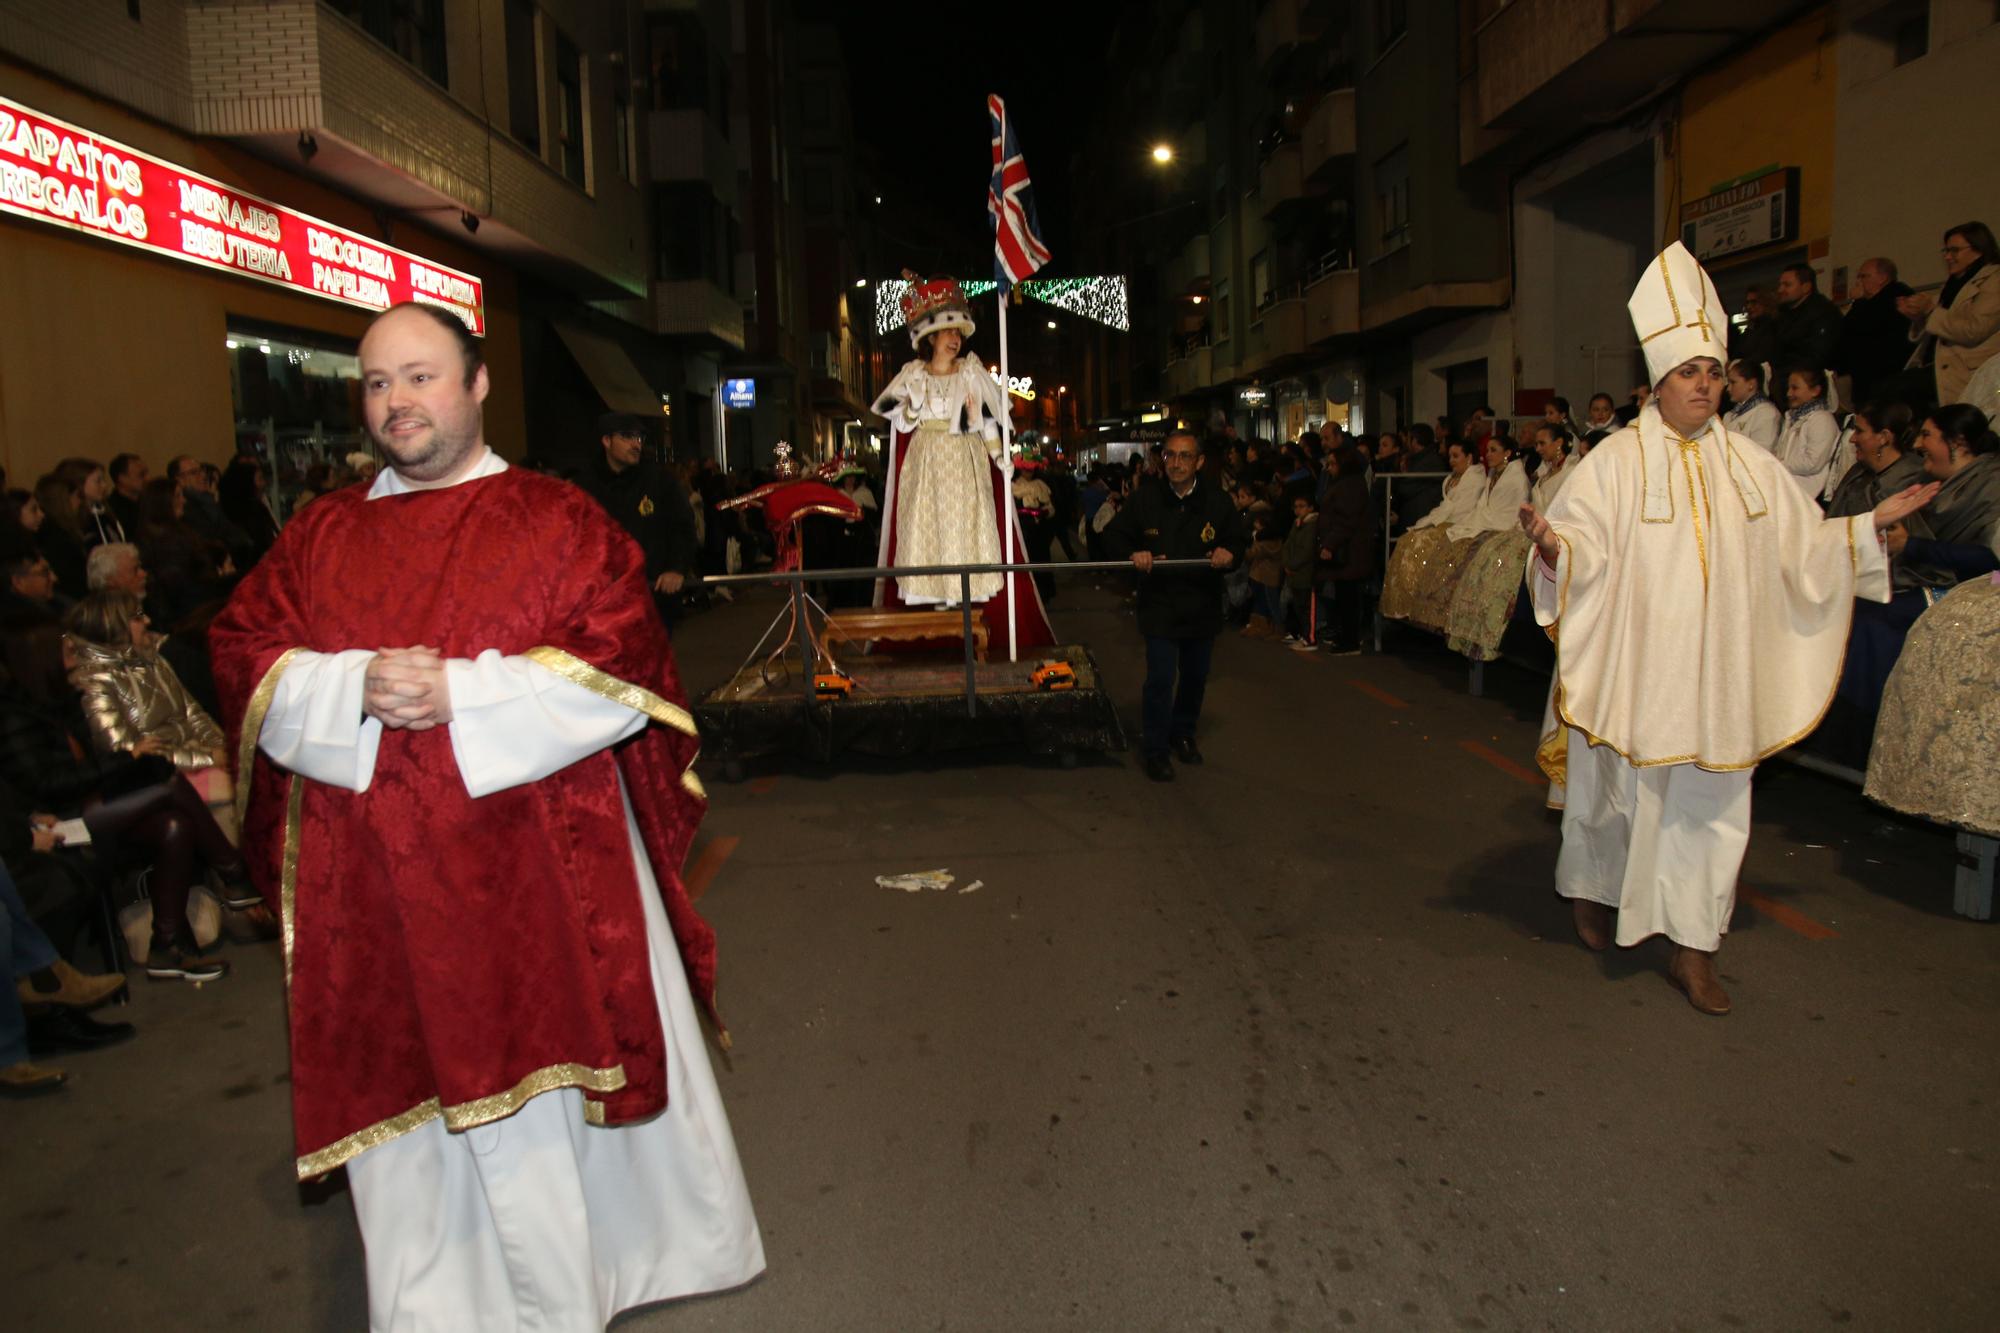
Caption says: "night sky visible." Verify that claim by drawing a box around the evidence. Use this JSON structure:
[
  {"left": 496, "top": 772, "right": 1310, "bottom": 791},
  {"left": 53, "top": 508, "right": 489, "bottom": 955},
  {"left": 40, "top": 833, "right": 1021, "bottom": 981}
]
[{"left": 797, "top": 0, "right": 1124, "bottom": 276}]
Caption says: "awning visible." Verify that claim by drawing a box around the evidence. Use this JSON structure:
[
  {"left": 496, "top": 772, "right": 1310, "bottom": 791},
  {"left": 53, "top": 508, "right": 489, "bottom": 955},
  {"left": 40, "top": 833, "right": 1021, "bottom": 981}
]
[{"left": 552, "top": 322, "right": 661, "bottom": 417}]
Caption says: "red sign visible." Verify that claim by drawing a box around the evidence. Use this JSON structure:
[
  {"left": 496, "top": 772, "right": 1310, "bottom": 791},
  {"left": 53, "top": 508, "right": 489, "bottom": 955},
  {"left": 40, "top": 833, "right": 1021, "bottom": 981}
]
[{"left": 0, "top": 95, "right": 485, "bottom": 334}]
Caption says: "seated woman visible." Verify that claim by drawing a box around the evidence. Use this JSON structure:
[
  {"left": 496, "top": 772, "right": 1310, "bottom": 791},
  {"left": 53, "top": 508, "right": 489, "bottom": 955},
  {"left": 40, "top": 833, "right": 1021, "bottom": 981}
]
[
  {"left": 1397, "top": 436, "right": 1528, "bottom": 633},
  {"left": 1839, "top": 403, "right": 2000, "bottom": 720},
  {"left": 1379, "top": 440, "right": 1483, "bottom": 620},
  {"left": 0, "top": 618, "right": 257, "bottom": 982},
  {"left": 1445, "top": 424, "right": 1574, "bottom": 661},
  {"left": 1826, "top": 400, "right": 1928, "bottom": 518},
  {"left": 1722, "top": 360, "right": 1781, "bottom": 451},
  {"left": 1773, "top": 367, "right": 1840, "bottom": 499},
  {"left": 134, "top": 477, "right": 234, "bottom": 630},
  {"left": 64, "top": 591, "right": 228, "bottom": 779}
]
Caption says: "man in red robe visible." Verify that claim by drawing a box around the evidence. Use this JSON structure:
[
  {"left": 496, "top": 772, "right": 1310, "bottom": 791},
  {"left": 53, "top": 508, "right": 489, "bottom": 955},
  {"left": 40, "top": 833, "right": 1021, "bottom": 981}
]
[{"left": 209, "top": 303, "right": 763, "bottom": 1331}]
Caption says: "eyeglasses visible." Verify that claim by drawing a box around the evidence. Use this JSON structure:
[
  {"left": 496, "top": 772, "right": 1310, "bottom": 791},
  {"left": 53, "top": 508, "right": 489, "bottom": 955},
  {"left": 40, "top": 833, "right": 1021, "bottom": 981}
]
[{"left": 1941, "top": 245, "right": 1972, "bottom": 257}]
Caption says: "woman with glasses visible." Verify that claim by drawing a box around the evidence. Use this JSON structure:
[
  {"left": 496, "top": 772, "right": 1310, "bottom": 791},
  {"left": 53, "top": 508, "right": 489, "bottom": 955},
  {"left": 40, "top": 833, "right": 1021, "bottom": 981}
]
[{"left": 1896, "top": 221, "right": 2000, "bottom": 406}]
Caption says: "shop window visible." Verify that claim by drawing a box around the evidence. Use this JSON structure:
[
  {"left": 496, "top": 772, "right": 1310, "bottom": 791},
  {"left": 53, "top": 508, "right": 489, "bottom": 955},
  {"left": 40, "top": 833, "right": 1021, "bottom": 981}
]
[
  {"left": 555, "top": 32, "right": 588, "bottom": 189},
  {"left": 1374, "top": 143, "right": 1409, "bottom": 254},
  {"left": 226, "top": 324, "right": 371, "bottom": 496},
  {"left": 505, "top": 0, "right": 541, "bottom": 151},
  {"left": 325, "top": 0, "right": 448, "bottom": 88}
]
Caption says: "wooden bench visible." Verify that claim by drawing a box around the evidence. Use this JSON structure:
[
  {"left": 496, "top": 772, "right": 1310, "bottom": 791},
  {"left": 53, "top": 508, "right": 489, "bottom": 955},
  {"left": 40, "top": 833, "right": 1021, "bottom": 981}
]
[{"left": 824, "top": 609, "right": 988, "bottom": 661}]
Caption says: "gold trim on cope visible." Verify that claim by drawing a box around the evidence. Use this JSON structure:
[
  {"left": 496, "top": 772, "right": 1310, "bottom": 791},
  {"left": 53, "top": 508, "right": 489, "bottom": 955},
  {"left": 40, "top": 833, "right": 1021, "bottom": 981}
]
[
  {"left": 521, "top": 646, "right": 698, "bottom": 737},
  {"left": 235, "top": 647, "right": 303, "bottom": 824},
  {"left": 294, "top": 1061, "right": 628, "bottom": 1179},
  {"left": 280, "top": 777, "right": 302, "bottom": 987}
]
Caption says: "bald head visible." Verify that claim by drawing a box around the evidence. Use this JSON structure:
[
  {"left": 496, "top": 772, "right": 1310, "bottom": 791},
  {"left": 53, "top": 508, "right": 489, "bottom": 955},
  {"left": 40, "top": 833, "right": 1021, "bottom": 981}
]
[{"left": 1857, "top": 257, "right": 1898, "bottom": 298}]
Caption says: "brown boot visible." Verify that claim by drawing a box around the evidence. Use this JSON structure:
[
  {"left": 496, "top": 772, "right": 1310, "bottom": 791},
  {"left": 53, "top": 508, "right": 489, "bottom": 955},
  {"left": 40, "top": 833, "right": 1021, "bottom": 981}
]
[
  {"left": 0, "top": 1061, "right": 69, "bottom": 1097},
  {"left": 1668, "top": 945, "right": 1732, "bottom": 1016},
  {"left": 17, "top": 958, "right": 127, "bottom": 1010},
  {"left": 1571, "top": 899, "right": 1612, "bottom": 952}
]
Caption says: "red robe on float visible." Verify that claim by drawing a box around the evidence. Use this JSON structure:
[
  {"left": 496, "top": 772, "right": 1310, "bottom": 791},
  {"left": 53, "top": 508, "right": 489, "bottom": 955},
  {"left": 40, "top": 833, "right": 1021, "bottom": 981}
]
[{"left": 208, "top": 469, "right": 716, "bottom": 1179}]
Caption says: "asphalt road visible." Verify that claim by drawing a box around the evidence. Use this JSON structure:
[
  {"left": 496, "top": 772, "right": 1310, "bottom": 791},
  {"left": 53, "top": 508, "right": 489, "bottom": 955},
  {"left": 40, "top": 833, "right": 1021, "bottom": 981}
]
[{"left": 8, "top": 572, "right": 1997, "bottom": 1331}]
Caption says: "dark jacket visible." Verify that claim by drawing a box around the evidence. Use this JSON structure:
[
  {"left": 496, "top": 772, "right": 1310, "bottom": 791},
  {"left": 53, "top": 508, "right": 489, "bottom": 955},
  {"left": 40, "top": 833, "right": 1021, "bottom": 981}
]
[
  {"left": 1732, "top": 314, "right": 1779, "bottom": 370},
  {"left": 1835, "top": 282, "right": 1915, "bottom": 403},
  {"left": 1772, "top": 289, "right": 1842, "bottom": 382},
  {"left": 1314, "top": 473, "right": 1379, "bottom": 582},
  {"left": 1101, "top": 476, "right": 1248, "bottom": 638},
  {"left": 1394, "top": 448, "right": 1447, "bottom": 531},
  {"left": 574, "top": 456, "right": 699, "bottom": 583}
]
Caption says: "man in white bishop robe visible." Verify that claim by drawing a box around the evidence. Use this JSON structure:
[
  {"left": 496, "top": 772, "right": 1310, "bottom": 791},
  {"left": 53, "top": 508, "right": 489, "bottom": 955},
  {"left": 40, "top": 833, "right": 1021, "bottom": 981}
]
[{"left": 1518, "top": 242, "right": 1937, "bottom": 1015}]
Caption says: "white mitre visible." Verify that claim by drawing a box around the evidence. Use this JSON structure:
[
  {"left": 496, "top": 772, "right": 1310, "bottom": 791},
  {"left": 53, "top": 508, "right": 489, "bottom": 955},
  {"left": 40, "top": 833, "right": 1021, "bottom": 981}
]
[{"left": 1628, "top": 241, "right": 1730, "bottom": 386}]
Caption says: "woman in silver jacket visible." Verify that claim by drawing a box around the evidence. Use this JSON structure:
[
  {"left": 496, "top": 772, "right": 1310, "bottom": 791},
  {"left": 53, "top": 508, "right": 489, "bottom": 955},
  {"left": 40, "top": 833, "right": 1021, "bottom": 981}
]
[{"left": 63, "top": 591, "right": 226, "bottom": 773}]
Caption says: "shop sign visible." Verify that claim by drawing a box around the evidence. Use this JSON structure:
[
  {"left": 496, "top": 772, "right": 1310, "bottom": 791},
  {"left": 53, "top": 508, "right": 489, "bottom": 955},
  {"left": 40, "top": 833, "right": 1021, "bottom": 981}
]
[
  {"left": 1238, "top": 386, "right": 1269, "bottom": 406},
  {"left": 1678, "top": 168, "right": 1799, "bottom": 264},
  {"left": 0, "top": 95, "right": 484, "bottom": 333},
  {"left": 723, "top": 377, "right": 757, "bottom": 409}
]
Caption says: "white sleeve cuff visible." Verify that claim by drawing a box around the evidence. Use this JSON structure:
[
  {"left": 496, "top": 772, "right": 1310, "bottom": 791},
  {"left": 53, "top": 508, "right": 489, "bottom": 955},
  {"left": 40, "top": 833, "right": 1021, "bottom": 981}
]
[
  {"left": 259, "top": 649, "right": 384, "bottom": 791},
  {"left": 445, "top": 651, "right": 649, "bottom": 799}
]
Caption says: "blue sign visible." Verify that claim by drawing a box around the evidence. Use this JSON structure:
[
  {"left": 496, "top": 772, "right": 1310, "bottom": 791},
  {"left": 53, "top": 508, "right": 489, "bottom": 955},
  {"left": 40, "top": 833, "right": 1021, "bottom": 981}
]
[{"left": 723, "top": 377, "right": 756, "bottom": 409}]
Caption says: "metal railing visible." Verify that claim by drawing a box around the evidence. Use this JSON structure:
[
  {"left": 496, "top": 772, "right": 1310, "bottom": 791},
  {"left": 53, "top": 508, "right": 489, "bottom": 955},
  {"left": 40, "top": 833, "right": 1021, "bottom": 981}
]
[{"left": 699, "top": 557, "right": 1211, "bottom": 716}]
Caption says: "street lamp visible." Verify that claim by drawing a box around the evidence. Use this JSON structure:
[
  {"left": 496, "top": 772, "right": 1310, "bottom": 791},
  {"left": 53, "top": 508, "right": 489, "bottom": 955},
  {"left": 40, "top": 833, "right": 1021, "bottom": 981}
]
[
  {"left": 854, "top": 278, "right": 867, "bottom": 288},
  {"left": 1150, "top": 144, "right": 1175, "bottom": 165},
  {"left": 1046, "top": 320, "right": 1057, "bottom": 330}
]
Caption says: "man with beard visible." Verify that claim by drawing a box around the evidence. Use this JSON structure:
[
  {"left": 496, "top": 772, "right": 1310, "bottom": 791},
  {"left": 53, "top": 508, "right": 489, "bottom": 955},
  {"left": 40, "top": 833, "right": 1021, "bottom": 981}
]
[{"left": 208, "top": 303, "right": 763, "bottom": 1330}]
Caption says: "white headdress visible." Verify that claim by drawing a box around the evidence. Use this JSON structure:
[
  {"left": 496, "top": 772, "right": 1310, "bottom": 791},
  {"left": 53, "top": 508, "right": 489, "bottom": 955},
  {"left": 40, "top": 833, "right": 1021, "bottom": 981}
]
[{"left": 1628, "top": 241, "right": 1730, "bottom": 387}]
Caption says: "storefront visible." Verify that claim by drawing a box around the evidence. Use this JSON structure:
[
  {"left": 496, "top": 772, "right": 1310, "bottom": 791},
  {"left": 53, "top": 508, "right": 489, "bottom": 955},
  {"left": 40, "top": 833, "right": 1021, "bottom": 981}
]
[{"left": 0, "top": 66, "right": 523, "bottom": 487}]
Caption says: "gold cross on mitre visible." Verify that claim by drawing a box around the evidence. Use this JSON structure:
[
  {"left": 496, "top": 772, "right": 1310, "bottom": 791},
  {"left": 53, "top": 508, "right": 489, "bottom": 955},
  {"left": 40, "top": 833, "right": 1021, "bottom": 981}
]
[{"left": 1629, "top": 242, "right": 1730, "bottom": 383}]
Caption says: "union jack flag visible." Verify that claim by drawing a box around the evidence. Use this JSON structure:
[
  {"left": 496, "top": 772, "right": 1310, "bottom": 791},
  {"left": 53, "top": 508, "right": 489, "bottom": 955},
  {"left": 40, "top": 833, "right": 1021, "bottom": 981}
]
[{"left": 988, "top": 94, "right": 1051, "bottom": 291}]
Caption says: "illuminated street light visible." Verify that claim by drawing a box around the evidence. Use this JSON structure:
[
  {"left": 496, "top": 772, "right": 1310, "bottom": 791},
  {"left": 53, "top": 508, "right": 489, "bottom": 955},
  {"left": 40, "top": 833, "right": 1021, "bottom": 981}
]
[
  {"left": 1046, "top": 320, "right": 1057, "bottom": 330},
  {"left": 1150, "top": 144, "right": 1175, "bottom": 164},
  {"left": 854, "top": 278, "right": 867, "bottom": 287},
  {"left": 1190, "top": 294, "right": 1204, "bottom": 304}
]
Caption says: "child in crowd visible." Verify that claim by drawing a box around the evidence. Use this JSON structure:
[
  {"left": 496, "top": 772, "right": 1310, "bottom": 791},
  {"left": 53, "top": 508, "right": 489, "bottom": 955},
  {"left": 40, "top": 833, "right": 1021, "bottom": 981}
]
[{"left": 1280, "top": 492, "right": 1319, "bottom": 648}]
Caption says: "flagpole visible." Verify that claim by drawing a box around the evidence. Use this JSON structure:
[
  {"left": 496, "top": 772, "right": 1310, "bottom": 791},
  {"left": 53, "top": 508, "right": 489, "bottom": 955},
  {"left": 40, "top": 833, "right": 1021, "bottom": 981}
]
[{"left": 998, "top": 287, "right": 1020, "bottom": 662}]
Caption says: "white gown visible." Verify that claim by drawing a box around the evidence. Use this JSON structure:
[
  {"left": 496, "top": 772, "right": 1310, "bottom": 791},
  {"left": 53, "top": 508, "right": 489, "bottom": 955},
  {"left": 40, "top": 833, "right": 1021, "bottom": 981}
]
[
  {"left": 258, "top": 452, "right": 764, "bottom": 1332},
  {"left": 872, "top": 357, "right": 1010, "bottom": 606}
]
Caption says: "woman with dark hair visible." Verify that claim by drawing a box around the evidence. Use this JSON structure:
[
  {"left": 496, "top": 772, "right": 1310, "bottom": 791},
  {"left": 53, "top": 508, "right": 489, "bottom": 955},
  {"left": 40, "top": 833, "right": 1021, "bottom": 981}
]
[
  {"left": 0, "top": 620, "right": 257, "bottom": 981},
  {"left": 1774, "top": 366, "right": 1839, "bottom": 497},
  {"left": 53, "top": 458, "right": 122, "bottom": 547},
  {"left": 1826, "top": 400, "right": 1927, "bottom": 517},
  {"left": 1838, "top": 402, "right": 2000, "bottom": 724},
  {"left": 217, "top": 455, "right": 280, "bottom": 566},
  {"left": 1897, "top": 221, "right": 2000, "bottom": 406},
  {"left": 134, "top": 477, "right": 232, "bottom": 627},
  {"left": 1723, "top": 359, "right": 1780, "bottom": 450},
  {"left": 30, "top": 475, "right": 88, "bottom": 596},
  {"left": 1312, "top": 443, "right": 1378, "bottom": 655}
]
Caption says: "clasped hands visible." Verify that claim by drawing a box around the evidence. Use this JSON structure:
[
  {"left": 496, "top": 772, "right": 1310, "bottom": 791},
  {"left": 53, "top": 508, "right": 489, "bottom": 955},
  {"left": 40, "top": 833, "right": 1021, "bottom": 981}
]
[{"left": 365, "top": 646, "right": 452, "bottom": 731}]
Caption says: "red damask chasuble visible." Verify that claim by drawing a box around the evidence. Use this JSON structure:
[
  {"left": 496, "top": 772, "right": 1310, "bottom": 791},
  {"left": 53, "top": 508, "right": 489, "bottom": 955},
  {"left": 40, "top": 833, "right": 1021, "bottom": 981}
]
[{"left": 209, "top": 469, "right": 716, "bottom": 1179}]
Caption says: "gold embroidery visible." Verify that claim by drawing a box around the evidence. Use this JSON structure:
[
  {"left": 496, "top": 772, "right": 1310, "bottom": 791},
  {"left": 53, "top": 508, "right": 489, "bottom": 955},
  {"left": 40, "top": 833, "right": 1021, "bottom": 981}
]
[
  {"left": 280, "top": 777, "right": 302, "bottom": 988},
  {"left": 1674, "top": 433, "right": 1711, "bottom": 591},
  {"left": 638, "top": 495, "right": 656, "bottom": 517},
  {"left": 521, "top": 647, "right": 698, "bottom": 737},
  {"left": 292, "top": 1061, "right": 627, "bottom": 1179},
  {"left": 235, "top": 647, "right": 303, "bottom": 825}
]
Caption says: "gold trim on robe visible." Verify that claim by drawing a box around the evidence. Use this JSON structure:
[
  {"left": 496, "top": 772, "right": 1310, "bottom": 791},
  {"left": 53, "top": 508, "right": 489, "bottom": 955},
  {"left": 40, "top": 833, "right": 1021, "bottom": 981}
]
[
  {"left": 295, "top": 1061, "right": 628, "bottom": 1180},
  {"left": 521, "top": 645, "right": 707, "bottom": 800},
  {"left": 235, "top": 647, "right": 303, "bottom": 825}
]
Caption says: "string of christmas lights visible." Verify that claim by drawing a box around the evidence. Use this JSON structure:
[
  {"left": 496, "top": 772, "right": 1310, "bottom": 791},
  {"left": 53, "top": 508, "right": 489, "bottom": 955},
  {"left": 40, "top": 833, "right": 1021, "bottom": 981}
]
[{"left": 873, "top": 276, "right": 1129, "bottom": 334}]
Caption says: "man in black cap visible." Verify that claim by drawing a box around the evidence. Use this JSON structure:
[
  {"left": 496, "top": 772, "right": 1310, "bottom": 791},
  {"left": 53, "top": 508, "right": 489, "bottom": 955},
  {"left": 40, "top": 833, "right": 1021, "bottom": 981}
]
[
  {"left": 574, "top": 412, "right": 699, "bottom": 627},
  {"left": 1102, "top": 429, "right": 1246, "bottom": 782}
]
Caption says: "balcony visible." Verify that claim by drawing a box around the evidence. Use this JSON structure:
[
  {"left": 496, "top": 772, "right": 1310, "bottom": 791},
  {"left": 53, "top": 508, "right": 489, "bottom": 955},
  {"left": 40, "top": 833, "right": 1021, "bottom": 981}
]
[
  {"left": 1255, "top": 0, "right": 1321, "bottom": 71},
  {"left": 1305, "top": 268, "right": 1359, "bottom": 344},
  {"left": 1163, "top": 233, "right": 1212, "bottom": 296},
  {"left": 649, "top": 109, "right": 737, "bottom": 206},
  {"left": 1164, "top": 346, "right": 1215, "bottom": 400},
  {"left": 1300, "top": 90, "right": 1356, "bottom": 181},
  {"left": 1258, "top": 143, "right": 1321, "bottom": 220},
  {"left": 1464, "top": 0, "right": 1811, "bottom": 166},
  {"left": 178, "top": 0, "right": 645, "bottom": 297},
  {"left": 1243, "top": 294, "right": 1306, "bottom": 375},
  {"left": 651, "top": 279, "right": 746, "bottom": 350}
]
